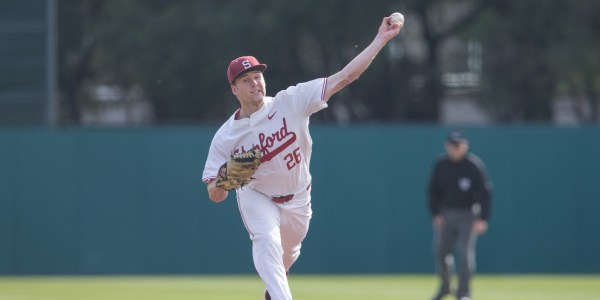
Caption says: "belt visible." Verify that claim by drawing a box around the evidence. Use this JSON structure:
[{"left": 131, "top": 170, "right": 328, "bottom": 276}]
[
  {"left": 271, "top": 184, "right": 311, "bottom": 204},
  {"left": 272, "top": 194, "right": 294, "bottom": 203}
]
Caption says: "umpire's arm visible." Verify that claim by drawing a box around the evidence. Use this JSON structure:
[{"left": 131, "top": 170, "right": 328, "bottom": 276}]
[{"left": 475, "top": 164, "right": 492, "bottom": 221}]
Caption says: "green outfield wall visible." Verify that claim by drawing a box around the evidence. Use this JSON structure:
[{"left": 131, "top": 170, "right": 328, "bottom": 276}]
[{"left": 1, "top": 126, "right": 599, "bottom": 275}]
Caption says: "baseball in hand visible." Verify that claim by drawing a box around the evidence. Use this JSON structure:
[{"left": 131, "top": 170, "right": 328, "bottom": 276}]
[{"left": 390, "top": 12, "right": 404, "bottom": 24}]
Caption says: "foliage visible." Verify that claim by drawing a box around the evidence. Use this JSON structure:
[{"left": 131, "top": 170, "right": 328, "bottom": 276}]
[
  {"left": 58, "top": 0, "right": 104, "bottom": 123},
  {"left": 470, "top": 1, "right": 563, "bottom": 121},
  {"left": 548, "top": 1, "right": 600, "bottom": 122},
  {"left": 469, "top": 0, "right": 600, "bottom": 122},
  {"left": 57, "top": 0, "right": 600, "bottom": 124}
]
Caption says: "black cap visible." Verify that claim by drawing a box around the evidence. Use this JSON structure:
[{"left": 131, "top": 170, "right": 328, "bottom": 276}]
[{"left": 447, "top": 131, "right": 468, "bottom": 145}]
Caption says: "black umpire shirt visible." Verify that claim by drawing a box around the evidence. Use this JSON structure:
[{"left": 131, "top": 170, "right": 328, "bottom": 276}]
[{"left": 427, "top": 153, "right": 492, "bottom": 220}]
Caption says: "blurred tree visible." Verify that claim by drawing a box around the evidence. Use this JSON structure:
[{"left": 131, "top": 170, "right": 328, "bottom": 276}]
[
  {"left": 402, "top": 0, "right": 494, "bottom": 122},
  {"left": 57, "top": 0, "right": 600, "bottom": 125},
  {"left": 87, "top": 0, "right": 408, "bottom": 124},
  {"left": 81, "top": 0, "right": 493, "bottom": 124},
  {"left": 58, "top": 0, "right": 105, "bottom": 124},
  {"left": 90, "top": 0, "right": 240, "bottom": 123},
  {"left": 549, "top": 1, "right": 600, "bottom": 122},
  {"left": 470, "top": 1, "right": 566, "bottom": 122}
]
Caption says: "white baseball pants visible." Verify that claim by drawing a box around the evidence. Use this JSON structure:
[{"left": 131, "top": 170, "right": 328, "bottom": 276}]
[{"left": 237, "top": 187, "right": 312, "bottom": 300}]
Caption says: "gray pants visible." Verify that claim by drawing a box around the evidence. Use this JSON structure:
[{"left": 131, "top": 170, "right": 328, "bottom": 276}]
[{"left": 433, "top": 208, "right": 478, "bottom": 298}]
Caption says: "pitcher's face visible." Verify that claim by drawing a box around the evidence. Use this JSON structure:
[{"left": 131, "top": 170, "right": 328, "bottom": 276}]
[{"left": 232, "top": 71, "right": 266, "bottom": 106}]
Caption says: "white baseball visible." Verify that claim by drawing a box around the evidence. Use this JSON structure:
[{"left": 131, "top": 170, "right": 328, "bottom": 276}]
[{"left": 390, "top": 12, "right": 404, "bottom": 24}]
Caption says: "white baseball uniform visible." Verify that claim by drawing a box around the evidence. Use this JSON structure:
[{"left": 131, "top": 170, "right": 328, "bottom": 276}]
[{"left": 202, "top": 78, "right": 328, "bottom": 300}]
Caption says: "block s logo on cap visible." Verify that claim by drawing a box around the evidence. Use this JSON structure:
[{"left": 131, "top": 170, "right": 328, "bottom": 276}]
[{"left": 242, "top": 60, "right": 252, "bottom": 69}]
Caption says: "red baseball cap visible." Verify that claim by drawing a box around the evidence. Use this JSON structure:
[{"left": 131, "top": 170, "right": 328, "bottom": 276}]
[{"left": 227, "top": 56, "right": 267, "bottom": 85}]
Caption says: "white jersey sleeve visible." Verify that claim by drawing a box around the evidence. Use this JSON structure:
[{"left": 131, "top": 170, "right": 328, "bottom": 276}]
[
  {"left": 274, "top": 78, "right": 328, "bottom": 117},
  {"left": 202, "top": 122, "right": 233, "bottom": 183}
]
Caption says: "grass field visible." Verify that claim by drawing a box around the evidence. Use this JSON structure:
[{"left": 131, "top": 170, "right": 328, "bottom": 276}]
[{"left": 0, "top": 274, "right": 599, "bottom": 300}]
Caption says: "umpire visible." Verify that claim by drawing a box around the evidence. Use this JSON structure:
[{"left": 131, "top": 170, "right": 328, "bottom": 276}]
[{"left": 427, "top": 131, "right": 492, "bottom": 300}]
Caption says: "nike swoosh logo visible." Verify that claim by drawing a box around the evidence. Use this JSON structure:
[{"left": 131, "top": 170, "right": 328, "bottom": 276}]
[{"left": 268, "top": 111, "right": 277, "bottom": 120}]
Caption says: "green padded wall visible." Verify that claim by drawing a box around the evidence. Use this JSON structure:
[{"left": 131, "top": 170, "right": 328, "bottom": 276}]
[{"left": 1, "top": 126, "right": 599, "bottom": 274}]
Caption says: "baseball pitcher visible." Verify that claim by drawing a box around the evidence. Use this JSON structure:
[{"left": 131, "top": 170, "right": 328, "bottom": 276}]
[{"left": 203, "top": 14, "right": 404, "bottom": 300}]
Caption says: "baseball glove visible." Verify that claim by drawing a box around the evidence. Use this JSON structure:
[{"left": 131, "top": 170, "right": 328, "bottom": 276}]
[{"left": 215, "top": 149, "right": 261, "bottom": 191}]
